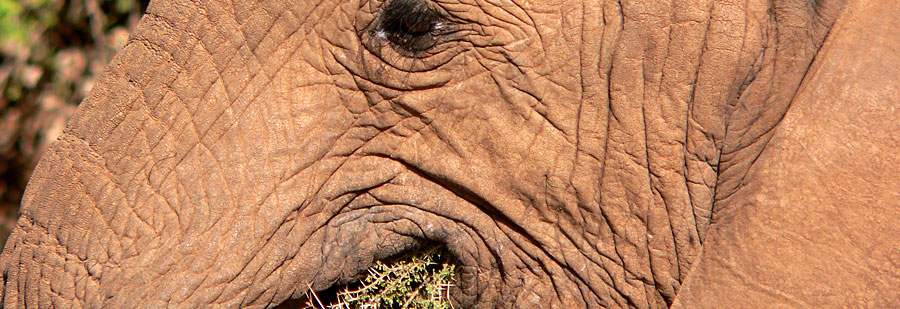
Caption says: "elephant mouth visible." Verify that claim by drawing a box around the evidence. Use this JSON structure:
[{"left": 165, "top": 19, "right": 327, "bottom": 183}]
[
  {"left": 279, "top": 205, "right": 491, "bottom": 308},
  {"left": 271, "top": 156, "right": 505, "bottom": 307},
  {"left": 278, "top": 241, "right": 461, "bottom": 308},
  {"left": 302, "top": 204, "right": 496, "bottom": 307}
]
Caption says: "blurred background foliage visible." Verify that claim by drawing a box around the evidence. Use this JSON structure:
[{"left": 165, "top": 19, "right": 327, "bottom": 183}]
[{"left": 0, "top": 0, "right": 149, "bottom": 245}]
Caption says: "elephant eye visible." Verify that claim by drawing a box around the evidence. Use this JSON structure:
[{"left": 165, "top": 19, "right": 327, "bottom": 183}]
[{"left": 377, "top": 0, "right": 445, "bottom": 53}]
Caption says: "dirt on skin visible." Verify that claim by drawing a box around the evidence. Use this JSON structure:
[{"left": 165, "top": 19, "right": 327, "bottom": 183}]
[{"left": 0, "top": 0, "right": 149, "bottom": 246}]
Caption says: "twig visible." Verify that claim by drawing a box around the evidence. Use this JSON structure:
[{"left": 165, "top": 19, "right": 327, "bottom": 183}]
[
  {"left": 307, "top": 283, "right": 326, "bottom": 309},
  {"left": 399, "top": 284, "right": 424, "bottom": 309}
]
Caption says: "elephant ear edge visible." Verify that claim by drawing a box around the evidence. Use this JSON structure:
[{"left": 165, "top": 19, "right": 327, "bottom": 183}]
[{"left": 674, "top": 0, "right": 900, "bottom": 307}]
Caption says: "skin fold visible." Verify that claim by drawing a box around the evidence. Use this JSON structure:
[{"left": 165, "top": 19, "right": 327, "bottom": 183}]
[{"left": 0, "top": 0, "right": 897, "bottom": 307}]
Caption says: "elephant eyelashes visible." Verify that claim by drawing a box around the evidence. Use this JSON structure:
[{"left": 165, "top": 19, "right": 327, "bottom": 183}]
[
  {"left": 357, "top": 0, "right": 463, "bottom": 71},
  {"left": 376, "top": 0, "right": 446, "bottom": 53}
]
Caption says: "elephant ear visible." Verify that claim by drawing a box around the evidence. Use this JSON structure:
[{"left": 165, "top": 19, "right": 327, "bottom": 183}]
[{"left": 674, "top": 0, "right": 900, "bottom": 307}]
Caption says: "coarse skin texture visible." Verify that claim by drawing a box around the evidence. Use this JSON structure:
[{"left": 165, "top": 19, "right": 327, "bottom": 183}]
[{"left": 0, "top": 0, "right": 897, "bottom": 307}]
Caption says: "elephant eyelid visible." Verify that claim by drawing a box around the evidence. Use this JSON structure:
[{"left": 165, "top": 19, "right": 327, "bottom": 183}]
[{"left": 375, "top": 0, "right": 449, "bottom": 53}]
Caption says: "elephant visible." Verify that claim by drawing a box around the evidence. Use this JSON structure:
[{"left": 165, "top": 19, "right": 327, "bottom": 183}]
[{"left": 1, "top": 0, "right": 899, "bottom": 306}]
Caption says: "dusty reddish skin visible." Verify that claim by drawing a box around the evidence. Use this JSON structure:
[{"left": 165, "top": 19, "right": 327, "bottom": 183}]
[
  {"left": 0, "top": 0, "right": 897, "bottom": 307},
  {"left": 674, "top": 0, "right": 900, "bottom": 307}
]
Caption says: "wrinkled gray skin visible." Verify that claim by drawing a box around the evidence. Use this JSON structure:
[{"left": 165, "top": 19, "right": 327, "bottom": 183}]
[{"left": 2, "top": 0, "right": 900, "bottom": 307}]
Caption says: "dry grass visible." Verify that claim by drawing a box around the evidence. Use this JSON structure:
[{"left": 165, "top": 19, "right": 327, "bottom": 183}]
[{"left": 301, "top": 245, "right": 457, "bottom": 309}]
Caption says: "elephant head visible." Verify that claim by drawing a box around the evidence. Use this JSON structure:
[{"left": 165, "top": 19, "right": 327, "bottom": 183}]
[{"left": 3, "top": 0, "right": 900, "bottom": 307}]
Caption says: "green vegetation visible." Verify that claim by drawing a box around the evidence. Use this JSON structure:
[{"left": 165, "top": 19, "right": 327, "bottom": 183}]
[
  {"left": 0, "top": 0, "right": 142, "bottom": 102},
  {"left": 306, "top": 246, "right": 458, "bottom": 309}
]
